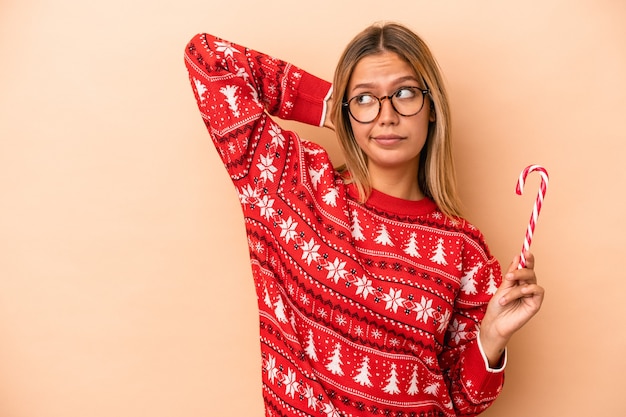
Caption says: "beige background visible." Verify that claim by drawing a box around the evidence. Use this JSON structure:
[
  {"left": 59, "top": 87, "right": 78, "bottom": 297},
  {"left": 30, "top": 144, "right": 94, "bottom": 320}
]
[{"left": 1, "top": 0, "right": 625, "bottom": 416}]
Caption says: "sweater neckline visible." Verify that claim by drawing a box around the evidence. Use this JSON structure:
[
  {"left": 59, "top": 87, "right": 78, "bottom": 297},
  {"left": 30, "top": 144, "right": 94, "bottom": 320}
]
[{"left": 348, "top": 184, "right": 438, "bottom": 217}]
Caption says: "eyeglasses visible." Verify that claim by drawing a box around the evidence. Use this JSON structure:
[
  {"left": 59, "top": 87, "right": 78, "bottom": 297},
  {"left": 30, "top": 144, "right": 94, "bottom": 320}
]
[{"left": 343, "top": 86, "right": 430, "bottom": 124}]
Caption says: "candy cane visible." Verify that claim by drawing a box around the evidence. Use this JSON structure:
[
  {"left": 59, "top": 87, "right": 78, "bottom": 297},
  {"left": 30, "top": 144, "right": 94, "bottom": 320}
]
[{"left": 516, "top": 165, "right": 549, "bottom": 269}]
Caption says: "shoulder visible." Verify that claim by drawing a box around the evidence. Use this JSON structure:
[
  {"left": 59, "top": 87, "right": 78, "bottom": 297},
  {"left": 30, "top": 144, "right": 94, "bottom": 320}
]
[{"left": 425, "top": 213, "right": 493, "bottom": 256}]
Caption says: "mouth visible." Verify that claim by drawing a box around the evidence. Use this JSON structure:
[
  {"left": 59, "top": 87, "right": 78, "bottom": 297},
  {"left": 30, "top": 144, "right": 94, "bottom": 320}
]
[{"left": 371, "top": 134, "right": 404, "bottom": 146}]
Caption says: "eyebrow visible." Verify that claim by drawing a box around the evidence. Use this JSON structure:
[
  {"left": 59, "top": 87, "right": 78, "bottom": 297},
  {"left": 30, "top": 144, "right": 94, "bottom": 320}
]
[{"left": 350, "top": 75, "right": 421, "bottom": 91}]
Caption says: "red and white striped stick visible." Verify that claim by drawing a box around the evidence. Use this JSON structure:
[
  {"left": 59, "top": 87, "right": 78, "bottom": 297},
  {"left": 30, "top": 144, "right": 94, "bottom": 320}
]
[{"left": 516, "top": 165, "right": 549, "bottom": 269}]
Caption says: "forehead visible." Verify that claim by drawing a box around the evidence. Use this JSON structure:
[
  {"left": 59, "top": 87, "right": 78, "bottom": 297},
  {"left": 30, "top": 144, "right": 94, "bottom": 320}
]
[{"left": 348, "top": 51, "right": 418, "bottom": 90}]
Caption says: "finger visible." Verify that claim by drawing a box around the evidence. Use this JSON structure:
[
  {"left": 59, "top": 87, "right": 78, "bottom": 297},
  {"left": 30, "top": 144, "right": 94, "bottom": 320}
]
[
  {"left": 506, "top": 255, "right": 521, "bottom": 275},
  {"left": 499, "top": 255, "right": 522, "bottom": 290},
  {"left": 523, "top": 251, "right": 535, "bottom": 270},
  {"left": 503, "top": 253, "right": 537, "bottom": 287},
  {"left": 499, "top": 283, "right": 545, "bottom": 306},
  {"left": 505, "top": 266, "right": 537, "bottom": 285}
]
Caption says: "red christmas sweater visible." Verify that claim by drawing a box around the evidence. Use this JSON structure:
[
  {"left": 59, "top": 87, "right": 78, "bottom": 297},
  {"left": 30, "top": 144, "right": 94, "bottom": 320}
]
[{"left": 185, "top": 33, "right": 505, "bottom": 417}]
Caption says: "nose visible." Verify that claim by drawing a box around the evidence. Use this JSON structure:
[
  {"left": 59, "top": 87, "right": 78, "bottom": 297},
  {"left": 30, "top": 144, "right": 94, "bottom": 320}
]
[{"left": 377, "top": 96, "right": 399, "bottom": 124}]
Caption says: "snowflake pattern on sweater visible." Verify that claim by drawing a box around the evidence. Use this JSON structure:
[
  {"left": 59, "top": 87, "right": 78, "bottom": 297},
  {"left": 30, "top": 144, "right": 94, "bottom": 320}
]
[{"left": 185, "top": 33, "right": 505, "bottom": 417}]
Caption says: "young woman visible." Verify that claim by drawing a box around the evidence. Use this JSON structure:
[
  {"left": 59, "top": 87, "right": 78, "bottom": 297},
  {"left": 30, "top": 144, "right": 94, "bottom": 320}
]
[{"left": 184, "top": 22, "right": 544, "bottom": 417}]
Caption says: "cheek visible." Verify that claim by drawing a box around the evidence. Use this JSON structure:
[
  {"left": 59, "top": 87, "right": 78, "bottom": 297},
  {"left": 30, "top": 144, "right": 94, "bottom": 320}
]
[
  {"left": 349, "top": 120, "right": 370, "bottom": 147},
  {"left": 411, "top": 112, "right": 434, "bottom": 137}
]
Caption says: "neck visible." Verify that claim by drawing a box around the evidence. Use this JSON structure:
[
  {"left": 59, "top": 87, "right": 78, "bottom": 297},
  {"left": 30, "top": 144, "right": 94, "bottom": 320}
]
[{"left": 369, "top": 165, "right": 423, "bottom": 201}]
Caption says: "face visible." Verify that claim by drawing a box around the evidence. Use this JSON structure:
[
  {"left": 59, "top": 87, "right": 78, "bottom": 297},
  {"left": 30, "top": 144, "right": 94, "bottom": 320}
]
[{"left": 346, "top": 51, "right": 434, "bottom": 180}]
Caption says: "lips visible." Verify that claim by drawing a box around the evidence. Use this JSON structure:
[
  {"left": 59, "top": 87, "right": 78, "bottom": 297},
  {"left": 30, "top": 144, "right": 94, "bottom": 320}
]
[{"left": 371, "top": 134, "right": 404, "bottom": 146}]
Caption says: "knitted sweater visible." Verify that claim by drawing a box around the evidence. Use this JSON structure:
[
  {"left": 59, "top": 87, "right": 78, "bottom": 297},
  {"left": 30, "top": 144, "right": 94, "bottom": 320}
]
[{"left": 184, "top": 33, "right": 505, "bottom": 417}]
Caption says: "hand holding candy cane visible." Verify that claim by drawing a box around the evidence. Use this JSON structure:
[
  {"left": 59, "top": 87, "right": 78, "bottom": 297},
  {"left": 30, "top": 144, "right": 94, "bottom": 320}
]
[
  {"left": 479, "top": 165, "right": 548, "bottom": 365},
  {"left": 516, "top": 165, "right": 549, "bottom": 269}
]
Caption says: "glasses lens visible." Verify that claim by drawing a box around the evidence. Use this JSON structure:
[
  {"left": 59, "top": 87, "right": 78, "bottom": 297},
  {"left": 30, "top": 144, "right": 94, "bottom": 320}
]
[
  {"left": 348, "top": 94, "right": 379, "bottom": 123},
  {"left": 391, "top": 88, "right": 424, "bottom": 117}
]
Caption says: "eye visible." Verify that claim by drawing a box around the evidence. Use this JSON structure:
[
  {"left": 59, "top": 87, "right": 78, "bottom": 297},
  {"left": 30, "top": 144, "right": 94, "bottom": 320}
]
[
  {"left": 394, "top": 87, "right": 417, "bottom": 100},
  {"left": 353, "top": 94, "right": 376, "bottom": 106}
]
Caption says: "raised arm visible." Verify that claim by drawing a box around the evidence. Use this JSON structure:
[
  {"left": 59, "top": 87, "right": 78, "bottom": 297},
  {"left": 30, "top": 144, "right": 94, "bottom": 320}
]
[{"left": 184, "top": 33, "right": 332, "bottom": 183}]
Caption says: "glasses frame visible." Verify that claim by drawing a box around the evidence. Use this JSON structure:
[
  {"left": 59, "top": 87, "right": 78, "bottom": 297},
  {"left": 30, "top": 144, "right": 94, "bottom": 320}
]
[{"left": 342, "top": 87, "right": 431, "bottom": 124}]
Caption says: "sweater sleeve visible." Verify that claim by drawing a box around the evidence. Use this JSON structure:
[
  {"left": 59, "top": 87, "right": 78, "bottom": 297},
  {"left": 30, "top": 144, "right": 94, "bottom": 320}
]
[
  {"left": 438, "top": 244, "right": 505, "bottom": 416},
  {"left": 184, "top": 33, "right": 332, "bottom": 186}
]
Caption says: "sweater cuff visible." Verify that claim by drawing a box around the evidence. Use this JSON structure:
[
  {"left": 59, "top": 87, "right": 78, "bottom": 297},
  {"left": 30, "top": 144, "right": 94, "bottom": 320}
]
[
  {"left": 289, "top": 71, "right": 333, "bottom": 127},
  {"left": 320, "top": 86, "right": 333, "bottom": 128},
  {"left": 476, "top": 330, "right": 507, "bottom": 372},
  {"left": 460, "top": 337, "right": 505, "bottom": 402}
]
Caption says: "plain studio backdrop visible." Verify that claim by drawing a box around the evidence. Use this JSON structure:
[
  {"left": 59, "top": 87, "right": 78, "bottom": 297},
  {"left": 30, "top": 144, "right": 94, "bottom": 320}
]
[{"left": 1, "top": 0, "right": 625, "bottom": 416}]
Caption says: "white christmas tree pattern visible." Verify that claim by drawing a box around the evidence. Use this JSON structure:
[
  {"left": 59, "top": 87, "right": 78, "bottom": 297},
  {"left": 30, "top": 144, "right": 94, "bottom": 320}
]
[
  {"left": 309, "top": 163, "right": 328, "bottom": 189},
  {"left": 374, "top": 224, "right": 394, "bottom": 246},
  {"left": 460, "top": 262, "right": 482, "bottom": 295},
  {"left": 424, "top": 381, "right": 440, "bottom": 396},
  {"left": 382, "top": 363, "right": 401, "bottom": 394},
  {"left": 193, "top": 78, "right": 207, "bottom": 103},
  {"left": 430, "top": 238, "right": 448, "bottom": 265},
  {"left": 407, "top": 365, "right": 420, "bottom": 395},
  {"left": 219, "top": 84, "right": 240, "bottom": 117},
  {"left": 350, "top": 210, "right": 366, "bottom": 241},
  {"left": 322, "top": 188, "right": 339, "bottom": 207},
  {"left": 352, "top": 356, "right": 373, "bottom": 387},
  {"left": 325, "top": 343, "right": 345, "bottom": 376},
  {"left": 273, "top": 295, "right": 288, "bottom": 323},
  {"left": 486, "top": 269, "right": 498, "bottom": 295},
  {"left": 403, "top": 232, "right": 422, "bottom": 257},
  {"left": 304, "top": 329, "right": 318, "bottom": 362}
]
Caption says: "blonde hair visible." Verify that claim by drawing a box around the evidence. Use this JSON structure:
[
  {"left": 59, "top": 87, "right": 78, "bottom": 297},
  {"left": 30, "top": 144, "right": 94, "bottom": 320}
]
[{"left": 331, "top": 22, "right": 463, "bottom": 218}]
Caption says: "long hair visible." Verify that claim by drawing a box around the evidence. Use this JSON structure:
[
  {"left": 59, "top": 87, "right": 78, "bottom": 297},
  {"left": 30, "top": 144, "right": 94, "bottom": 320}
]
[{"left": 331, "top": 22, "right": 463, "bottom": 218}]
